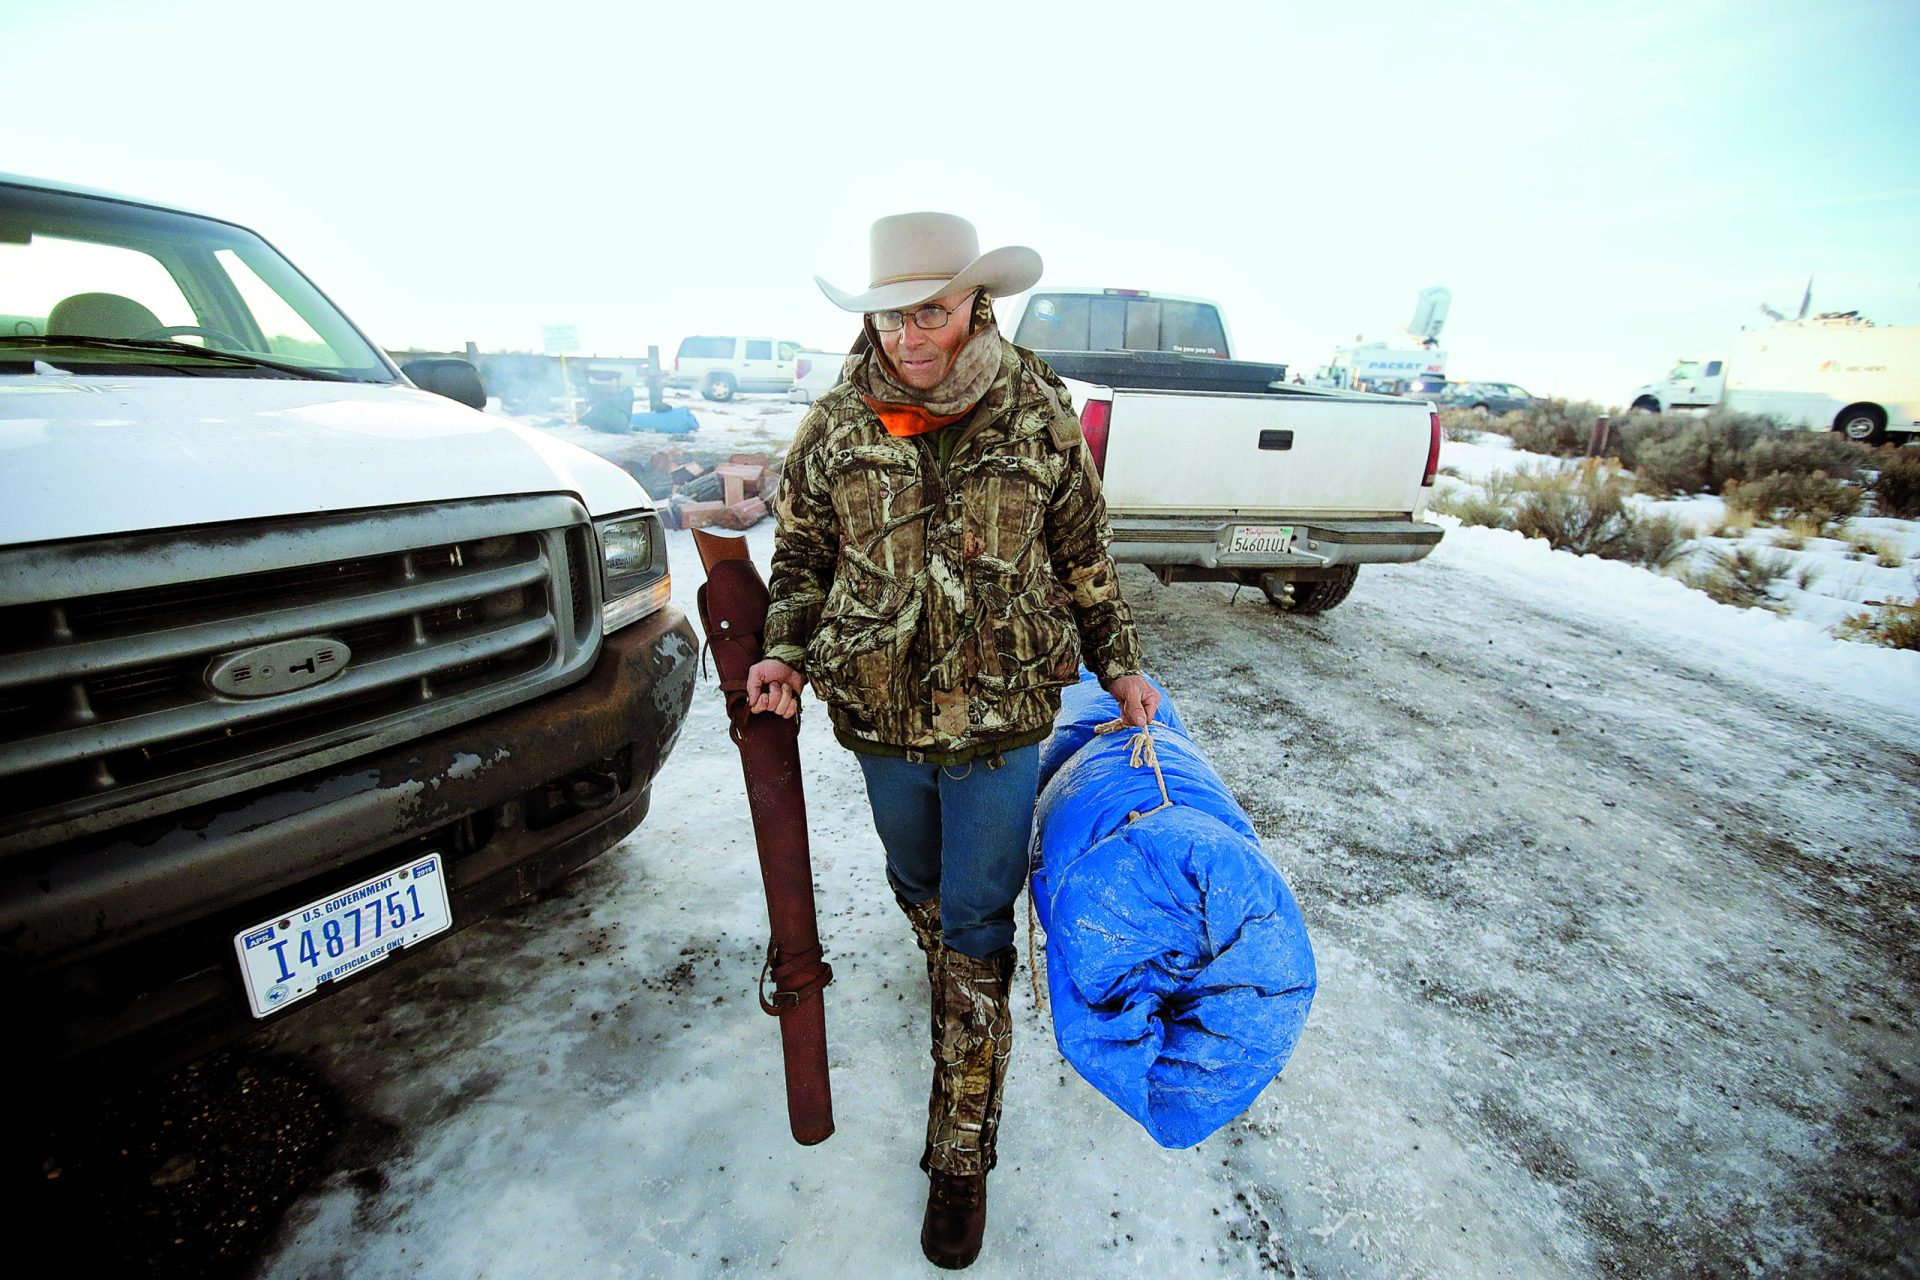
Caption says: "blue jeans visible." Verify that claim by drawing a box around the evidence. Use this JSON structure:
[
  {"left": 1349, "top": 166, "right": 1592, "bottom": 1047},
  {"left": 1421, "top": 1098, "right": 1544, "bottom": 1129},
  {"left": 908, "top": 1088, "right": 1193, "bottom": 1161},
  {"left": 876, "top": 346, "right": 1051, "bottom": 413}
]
[{"left": 854, "top": 744, "right": 1041, "bottom": 959}]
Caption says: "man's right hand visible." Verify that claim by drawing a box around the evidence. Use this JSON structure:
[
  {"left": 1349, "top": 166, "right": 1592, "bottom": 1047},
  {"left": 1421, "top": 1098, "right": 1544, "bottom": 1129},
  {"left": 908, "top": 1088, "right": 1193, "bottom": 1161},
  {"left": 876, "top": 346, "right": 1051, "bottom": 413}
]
[{"left": 746, "top": 658, "right": 805, "bottom": 719}]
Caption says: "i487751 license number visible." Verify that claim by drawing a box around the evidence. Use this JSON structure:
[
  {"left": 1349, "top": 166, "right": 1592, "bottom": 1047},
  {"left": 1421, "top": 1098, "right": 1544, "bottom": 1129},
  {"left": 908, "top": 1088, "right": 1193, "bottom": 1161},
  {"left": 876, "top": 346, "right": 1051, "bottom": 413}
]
[{"left": 233, "top": 855, "right": 452, "bottom": 1018}]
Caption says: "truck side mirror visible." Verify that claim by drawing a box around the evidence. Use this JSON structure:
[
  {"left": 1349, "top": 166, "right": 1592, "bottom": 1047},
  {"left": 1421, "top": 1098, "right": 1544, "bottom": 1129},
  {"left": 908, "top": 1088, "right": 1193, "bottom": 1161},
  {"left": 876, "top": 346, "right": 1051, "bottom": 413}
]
[{"left": 402, "top": 358, "right": 487, "bottom": 411}]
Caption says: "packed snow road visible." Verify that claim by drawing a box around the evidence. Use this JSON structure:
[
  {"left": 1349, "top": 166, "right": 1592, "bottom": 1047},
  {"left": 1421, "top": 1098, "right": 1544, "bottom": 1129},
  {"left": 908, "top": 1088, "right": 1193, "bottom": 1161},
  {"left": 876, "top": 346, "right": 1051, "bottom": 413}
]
[{"left": 252, "top": 518, "right": 1919, "bottom": 1280}]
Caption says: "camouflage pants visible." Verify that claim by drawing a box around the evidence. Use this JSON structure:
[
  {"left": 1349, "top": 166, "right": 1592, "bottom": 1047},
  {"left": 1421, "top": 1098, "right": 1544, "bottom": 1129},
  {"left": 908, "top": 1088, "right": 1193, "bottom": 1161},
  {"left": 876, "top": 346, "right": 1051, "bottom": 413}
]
[
  {"left": 896, "top": 892, "right": 944, "bottom": 1052},
  {"left": 923, "top": 945, "right": 1015, "bottom": 1177}
]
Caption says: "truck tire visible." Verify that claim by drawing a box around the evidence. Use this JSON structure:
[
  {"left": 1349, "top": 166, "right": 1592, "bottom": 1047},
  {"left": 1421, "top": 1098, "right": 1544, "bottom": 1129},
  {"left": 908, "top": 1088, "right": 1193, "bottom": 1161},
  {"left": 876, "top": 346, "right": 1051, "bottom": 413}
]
[
  {"left": 1834, "top": 404, "right": 1886, "bottom": 445},
  {"left": 1631, "top": 397, "right": 1662, "bottom": 415},
  {"left": 703, "top": 373, "right": 737, "bottom": 402},
  {"left": 1263, "top": 566, "right": 1359, "bottom": 615}
]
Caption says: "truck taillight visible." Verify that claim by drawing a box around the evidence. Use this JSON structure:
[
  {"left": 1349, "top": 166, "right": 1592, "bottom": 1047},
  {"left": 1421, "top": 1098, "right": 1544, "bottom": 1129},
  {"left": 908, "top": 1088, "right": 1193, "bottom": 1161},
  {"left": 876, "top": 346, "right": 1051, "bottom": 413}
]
[
  {"left": 1080, "top": 398, "right": 1112, "bottom": 475},
  {"left": 795, "top": 358, "right": 811, "bottom": 379},
  {"left": 673, "top": 356, "right": 680, "bottom": 372},
  {"left": 1423, "top": 410, "right": 1441, "bottom": 486}
]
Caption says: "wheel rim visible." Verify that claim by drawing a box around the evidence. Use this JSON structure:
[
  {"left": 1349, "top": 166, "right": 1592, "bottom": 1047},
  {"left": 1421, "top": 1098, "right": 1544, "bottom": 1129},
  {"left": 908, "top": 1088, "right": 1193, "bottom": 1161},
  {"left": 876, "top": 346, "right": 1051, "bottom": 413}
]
[{"left": 1843, "top": 416, "right": 1876, "bottom": 441}]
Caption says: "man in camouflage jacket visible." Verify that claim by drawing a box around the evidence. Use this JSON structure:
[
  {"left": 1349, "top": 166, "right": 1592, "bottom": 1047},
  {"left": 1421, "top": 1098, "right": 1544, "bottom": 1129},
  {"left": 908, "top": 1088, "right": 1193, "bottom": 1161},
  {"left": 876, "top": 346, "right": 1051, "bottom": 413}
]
[
  {"left": 759, "top": 336, "right": 1146, "bottom": 756},
  {"left": 744, "top": 213, "right": 1157, "bottom": 1270}
]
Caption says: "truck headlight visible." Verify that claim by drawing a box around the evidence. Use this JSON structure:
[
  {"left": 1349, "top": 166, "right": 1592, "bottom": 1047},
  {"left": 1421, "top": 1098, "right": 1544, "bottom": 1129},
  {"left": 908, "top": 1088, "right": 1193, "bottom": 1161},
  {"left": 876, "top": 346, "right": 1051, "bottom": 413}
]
[{"left": 596, "top": 513, "right": 671, "bottom": 634}]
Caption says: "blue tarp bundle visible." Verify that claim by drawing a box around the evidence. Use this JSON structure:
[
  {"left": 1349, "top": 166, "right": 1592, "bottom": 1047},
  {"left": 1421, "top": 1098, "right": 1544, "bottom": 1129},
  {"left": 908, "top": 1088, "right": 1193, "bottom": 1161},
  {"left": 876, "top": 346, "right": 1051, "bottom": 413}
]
[
  {"left": 1031, "top": 670, "right": 1316, "bottom": 1148},
  {"left": 623, "top": 406, "right": 702, "bottom": 435}
]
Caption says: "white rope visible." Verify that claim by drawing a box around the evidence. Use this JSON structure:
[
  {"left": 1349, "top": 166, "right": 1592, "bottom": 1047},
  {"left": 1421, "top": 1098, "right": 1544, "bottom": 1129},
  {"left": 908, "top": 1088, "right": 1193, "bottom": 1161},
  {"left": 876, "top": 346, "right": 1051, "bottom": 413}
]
[{"left": 1094, "top": 717, "right": 1175, "bottom": 822}]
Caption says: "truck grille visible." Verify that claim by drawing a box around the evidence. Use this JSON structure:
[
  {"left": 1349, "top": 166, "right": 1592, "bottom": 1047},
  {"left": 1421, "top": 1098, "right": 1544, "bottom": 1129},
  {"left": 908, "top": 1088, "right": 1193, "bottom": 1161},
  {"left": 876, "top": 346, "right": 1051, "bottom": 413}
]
[{"left": 0, "top": 496, "right": 601, "bottom": 850}]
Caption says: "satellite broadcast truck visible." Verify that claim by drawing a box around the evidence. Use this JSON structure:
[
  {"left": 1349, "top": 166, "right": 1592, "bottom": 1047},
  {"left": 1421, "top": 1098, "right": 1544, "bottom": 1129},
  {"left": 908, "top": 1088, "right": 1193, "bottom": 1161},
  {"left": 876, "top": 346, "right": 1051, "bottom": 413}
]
[
  {"left": 1627, "top": 315, "right": 1918, "bottom": 444},
  {"left": 1308, "top": 287, "right": 1452, "bottom": 395}
]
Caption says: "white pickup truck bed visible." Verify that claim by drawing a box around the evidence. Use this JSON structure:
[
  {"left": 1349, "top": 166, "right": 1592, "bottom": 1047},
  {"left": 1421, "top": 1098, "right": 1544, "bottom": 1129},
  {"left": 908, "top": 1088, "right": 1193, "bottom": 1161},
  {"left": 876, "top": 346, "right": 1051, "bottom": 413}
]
[{"left": 1049, "top": 351, "right": 1442, "bottom": 612}]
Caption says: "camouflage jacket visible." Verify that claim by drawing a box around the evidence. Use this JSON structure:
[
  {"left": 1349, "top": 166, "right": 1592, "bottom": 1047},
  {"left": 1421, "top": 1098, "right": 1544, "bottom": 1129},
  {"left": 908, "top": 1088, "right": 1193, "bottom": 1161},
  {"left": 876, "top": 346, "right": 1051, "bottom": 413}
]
[{"left": 764, "top": 341, "right": 1144, "bottom": 758}]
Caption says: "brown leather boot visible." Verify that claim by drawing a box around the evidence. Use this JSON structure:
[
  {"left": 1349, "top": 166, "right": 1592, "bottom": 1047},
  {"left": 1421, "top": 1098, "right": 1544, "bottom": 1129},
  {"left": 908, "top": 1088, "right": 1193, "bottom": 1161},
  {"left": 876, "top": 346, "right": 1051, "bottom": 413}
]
[
  {"left": 920, "top": 946, "right": 1014, "bottom": 1270},
  {"left": 922, "top": 1167, "right": 989, "bottom": 1270}
]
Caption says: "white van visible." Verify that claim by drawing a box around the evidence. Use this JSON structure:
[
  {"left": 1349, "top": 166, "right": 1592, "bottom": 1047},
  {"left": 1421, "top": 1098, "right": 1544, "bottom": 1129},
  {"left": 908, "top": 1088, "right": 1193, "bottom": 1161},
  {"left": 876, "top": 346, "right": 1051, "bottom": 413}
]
[
  {"left": 1628, "top": 316, "right": 1919, "bottom": 444},
  {"left": 669, "top": 335, "right": 803, "bottom": 401}
]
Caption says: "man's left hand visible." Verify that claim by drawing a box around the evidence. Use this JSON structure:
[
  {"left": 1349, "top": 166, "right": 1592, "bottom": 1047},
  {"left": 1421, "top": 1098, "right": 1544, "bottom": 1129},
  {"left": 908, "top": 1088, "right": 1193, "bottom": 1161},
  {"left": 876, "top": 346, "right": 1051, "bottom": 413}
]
[{"left": 1104, "top": 673, "right": 1160, "bottom": 728}]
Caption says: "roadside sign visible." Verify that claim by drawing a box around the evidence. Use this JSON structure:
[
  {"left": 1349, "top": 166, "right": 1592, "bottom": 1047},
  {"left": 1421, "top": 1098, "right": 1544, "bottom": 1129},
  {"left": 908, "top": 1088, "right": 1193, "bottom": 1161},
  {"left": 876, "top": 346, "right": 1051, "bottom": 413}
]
[{"left": 542, "top": 325, "right": 579, "bottom": 355}]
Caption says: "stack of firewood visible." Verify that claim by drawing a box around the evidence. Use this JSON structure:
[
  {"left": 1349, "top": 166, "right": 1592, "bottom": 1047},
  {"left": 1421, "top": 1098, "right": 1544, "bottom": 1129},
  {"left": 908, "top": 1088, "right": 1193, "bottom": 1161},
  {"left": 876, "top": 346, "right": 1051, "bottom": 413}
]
[{"left": 657, "top": 453, "right": 779, "bottom": 530}]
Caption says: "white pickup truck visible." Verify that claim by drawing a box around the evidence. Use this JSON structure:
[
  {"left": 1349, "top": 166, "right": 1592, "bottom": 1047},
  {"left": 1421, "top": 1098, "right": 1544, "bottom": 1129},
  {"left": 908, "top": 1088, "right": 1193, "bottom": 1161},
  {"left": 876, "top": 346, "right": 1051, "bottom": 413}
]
[
  {"left": 1004, "top": 287, "right": 1443, "bottom": 613},
  {"left": 788, "top": 349, "right": 847, "bottom": 404},
  {"left": 0, "top": 174, "right": 697, "bottom": 1083}
]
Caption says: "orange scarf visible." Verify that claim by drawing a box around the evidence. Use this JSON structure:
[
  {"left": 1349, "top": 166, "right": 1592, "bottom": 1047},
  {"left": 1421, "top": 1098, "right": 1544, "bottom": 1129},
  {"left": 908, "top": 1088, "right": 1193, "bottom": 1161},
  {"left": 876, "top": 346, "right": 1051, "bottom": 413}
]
[{"left": 861, "top": 396, "right": 971, "bottom": 438}]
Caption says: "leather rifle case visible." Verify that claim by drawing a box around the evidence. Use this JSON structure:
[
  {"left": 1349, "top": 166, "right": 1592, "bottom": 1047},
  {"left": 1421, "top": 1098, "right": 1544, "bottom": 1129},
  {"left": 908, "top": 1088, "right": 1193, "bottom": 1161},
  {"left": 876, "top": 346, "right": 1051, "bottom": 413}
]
[{"left": 692, "top": 528, "right": 834, "bottom": 1145}]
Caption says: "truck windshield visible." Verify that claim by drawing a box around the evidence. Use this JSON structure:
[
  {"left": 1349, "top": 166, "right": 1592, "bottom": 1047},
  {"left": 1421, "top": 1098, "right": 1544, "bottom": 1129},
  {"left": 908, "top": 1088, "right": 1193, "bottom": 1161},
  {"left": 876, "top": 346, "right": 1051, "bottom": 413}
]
[
  {"left": 1015, "top": 293, "right": 1229, "bottom": 357},
  {"left": 0, "top": 183, "right": 393, "bottom": 381}
]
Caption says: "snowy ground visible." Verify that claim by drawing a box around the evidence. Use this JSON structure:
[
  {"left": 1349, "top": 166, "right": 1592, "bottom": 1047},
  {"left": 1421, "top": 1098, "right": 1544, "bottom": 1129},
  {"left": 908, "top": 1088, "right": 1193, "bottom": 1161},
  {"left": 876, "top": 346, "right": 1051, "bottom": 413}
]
[
  {"left": 1435, "top": 432, "right": 1920, "bottom": 635},
  {"left": 490, "top": 387, "right": 810, "bottom": 475},
  {"left": 246, "top": 400, "right": 1919, "bottom": 1278}
]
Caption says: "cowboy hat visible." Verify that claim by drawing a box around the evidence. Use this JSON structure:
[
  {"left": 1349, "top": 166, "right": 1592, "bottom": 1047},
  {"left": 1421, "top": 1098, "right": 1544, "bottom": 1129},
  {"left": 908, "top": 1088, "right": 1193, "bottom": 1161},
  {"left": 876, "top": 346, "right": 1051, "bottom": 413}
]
[{"left": 815, "top": 212, "right": 1043, "bottom": 313}]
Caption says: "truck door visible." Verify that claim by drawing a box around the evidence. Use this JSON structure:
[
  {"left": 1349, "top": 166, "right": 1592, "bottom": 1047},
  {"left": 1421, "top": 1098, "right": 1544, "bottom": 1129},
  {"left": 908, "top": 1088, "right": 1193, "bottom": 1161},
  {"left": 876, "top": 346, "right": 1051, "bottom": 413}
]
[
  {"left": 1698, "top": 358, "right": 1726, "bottom": 406},
  {"left": 1665, "top": 360, "right": 1704, "bottom": 408},
  {"left": 742, "top": 338, "right": 773, "bottom": 389}
]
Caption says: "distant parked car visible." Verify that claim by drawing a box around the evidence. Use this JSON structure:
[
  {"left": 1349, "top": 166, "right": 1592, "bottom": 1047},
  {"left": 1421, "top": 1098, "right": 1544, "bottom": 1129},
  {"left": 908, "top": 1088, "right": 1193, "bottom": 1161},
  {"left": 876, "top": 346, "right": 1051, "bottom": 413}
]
[
  {"left": 1444, "top": 381, "right": 1536, "bottom": 416},
  {"left": 789, "top": 350, "right": 846, "bottom": 404},
  {"left": 1404, "top": 373, "right": 1451, "bottom": 401},
  {"left": 669, "top": 335, "right": 804, "bottom": 401}
]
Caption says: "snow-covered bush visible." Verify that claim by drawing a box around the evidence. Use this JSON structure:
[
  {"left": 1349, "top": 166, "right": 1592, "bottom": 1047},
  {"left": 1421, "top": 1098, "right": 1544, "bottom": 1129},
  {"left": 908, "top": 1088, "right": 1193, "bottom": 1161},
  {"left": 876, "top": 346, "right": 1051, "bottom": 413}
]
[
  {"left": 1625, "top": 418, "right": 1766, "bottom": 495},
  {"left": 1836, "top": 581, "right": 1920, "bottom": 650},
  {"left": 1870, "top": 448, "right": 1920, "bottom": 519},
  {"left": 1686, "top": 547, "right": 1793, "bottom": 613},
  {"left": 1621, "top": 513, "right": 1695, "bottom": 567},
  {"left": 1429, "top": 488, "right": 1515, "bottom": 529},
  {"left": 1440, "top": 460, "right": 1694, "bottom": 569},
  {"left": 1509, "top": 465, "right": 1634, "bottom": 557},
  {"left": 1438, "top": 408, "right": 1484, "bottom": 443},
  {"left": 1495, "top": 398, "right": 1609, "bottom": 456},
  {"left": 1723, "top": 470, "right": 1862, "bottom": 533},
  {"left": 1743, "top": 431, "right": 1870, "bottom": 485}
]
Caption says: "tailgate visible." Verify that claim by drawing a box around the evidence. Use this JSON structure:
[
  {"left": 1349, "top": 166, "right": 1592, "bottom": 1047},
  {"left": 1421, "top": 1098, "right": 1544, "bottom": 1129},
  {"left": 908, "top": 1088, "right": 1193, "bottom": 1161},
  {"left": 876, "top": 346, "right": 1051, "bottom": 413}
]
[{"left": 1097, "top": 389, "right": 1434, "bottom": 515}]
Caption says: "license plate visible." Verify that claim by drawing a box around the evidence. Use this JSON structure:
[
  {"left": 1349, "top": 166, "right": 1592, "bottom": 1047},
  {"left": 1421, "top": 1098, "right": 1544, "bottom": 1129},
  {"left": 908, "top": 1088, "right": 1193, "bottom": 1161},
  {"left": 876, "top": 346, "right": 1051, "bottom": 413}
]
[
  {"left": 233, "top": 854, "right": 452, "bottom": 1018},
  {"left": 1228, "top": 524, "right": 1295, "bottom": 555}
]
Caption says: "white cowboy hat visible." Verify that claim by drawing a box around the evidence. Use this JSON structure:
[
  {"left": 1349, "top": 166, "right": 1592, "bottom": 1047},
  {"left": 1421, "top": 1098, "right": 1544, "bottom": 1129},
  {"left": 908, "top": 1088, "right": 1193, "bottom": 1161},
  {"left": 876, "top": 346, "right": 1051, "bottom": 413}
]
[{"left": 815, "top": 212, "right": 1043, "bottom": 313}]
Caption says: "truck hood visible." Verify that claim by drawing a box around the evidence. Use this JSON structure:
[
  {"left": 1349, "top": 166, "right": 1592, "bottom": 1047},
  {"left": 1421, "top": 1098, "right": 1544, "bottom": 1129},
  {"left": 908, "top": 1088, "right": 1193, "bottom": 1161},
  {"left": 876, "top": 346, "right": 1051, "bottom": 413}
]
[{"left": 0, "top": 374, "right": 651, "bottom": 546}]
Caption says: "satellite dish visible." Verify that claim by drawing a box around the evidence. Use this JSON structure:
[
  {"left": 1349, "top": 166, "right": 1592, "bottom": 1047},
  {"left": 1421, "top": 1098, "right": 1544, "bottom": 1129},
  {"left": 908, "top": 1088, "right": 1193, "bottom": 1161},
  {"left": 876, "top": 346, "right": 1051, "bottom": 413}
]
[{"left": 1407, "top": 287, "right": 1451, "bottom": 342}]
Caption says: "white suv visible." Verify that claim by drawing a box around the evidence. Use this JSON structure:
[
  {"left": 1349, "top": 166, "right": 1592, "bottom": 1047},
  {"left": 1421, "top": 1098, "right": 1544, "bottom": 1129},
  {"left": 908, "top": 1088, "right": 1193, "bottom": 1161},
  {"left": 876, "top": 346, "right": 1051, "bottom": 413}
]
[{"left": 669, "top": 335, "right": 803, "bottom": 401}]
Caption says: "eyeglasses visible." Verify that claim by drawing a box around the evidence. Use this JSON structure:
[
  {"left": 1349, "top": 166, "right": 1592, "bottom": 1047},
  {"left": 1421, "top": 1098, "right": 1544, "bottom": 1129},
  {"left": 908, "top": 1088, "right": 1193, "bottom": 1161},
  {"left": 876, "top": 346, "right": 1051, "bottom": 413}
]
[{"left": 869, "top": 291, "right": 978, "bottom": 333}]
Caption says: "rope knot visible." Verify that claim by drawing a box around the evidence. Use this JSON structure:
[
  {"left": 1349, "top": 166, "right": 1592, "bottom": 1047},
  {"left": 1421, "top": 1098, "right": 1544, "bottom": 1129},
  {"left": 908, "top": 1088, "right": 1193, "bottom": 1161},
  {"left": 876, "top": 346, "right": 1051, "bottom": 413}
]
[{"left": 1093, "top": 718, "right": 1174, "bottom": 822}]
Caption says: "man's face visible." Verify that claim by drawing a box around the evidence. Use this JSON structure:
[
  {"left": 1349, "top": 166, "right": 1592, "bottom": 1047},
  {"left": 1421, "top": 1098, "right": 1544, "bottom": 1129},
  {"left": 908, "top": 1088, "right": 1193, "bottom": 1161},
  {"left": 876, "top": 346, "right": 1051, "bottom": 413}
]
[{"left": 876, "top": 288, "right": 977, "bottom": 391}]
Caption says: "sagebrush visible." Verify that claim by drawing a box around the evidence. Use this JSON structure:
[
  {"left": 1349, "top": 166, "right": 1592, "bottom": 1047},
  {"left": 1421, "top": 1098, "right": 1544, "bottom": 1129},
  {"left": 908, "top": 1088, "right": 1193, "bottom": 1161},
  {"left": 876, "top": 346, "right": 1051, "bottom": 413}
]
[
  {"left": 1836, "top": 591, "right": 1920, "bottom": 650},
  {"left": 1438, "top": 408, "right": 1484, "bottom": 443},
  {"left": 1489, "top": 399, "right": 1610, "bottom": 456},
  {"left": 1494, "top": 401, "right": 1879, "bottom": 507},
  {"left": 1686, "top": 547, "right": 1792, "bottom": 612},
  {"left": 1723, "top": 470, "right": 1863, "bottom": 532},
  {"left": 1433, "top": 460, "right": 1692, "bottom": 569},
  {"left": 1871, "top": 448, "right": 1920, "bottom": 519}
]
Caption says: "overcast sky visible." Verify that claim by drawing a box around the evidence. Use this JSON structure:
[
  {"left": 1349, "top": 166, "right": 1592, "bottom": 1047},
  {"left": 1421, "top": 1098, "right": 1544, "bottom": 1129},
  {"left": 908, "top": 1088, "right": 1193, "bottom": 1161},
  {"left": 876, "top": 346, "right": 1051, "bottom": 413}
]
[{"left": 5, "top": 0, "right": 1917, "bottom": 401}]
